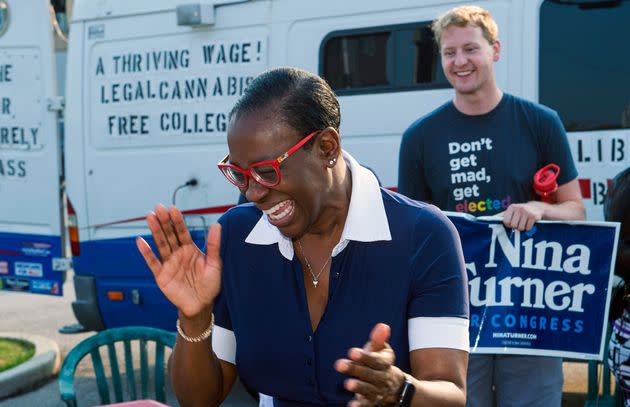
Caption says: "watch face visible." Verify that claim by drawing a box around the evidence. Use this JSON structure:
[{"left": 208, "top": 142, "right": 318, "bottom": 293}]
[
  {"left": 0, "top": 1, "right": 8, "bottom": 37},
  {"left": 399, "top": 379, "right": 416, "bottom": 407}
]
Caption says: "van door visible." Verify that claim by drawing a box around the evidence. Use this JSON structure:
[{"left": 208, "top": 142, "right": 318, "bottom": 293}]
[{"left": 0, "top": 0, "right": 67, "bottom": 296}]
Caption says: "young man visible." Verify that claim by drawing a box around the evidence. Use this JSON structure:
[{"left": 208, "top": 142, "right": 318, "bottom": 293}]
[{"left": 398, "top": 5, "right": 585, "bottom": 407}]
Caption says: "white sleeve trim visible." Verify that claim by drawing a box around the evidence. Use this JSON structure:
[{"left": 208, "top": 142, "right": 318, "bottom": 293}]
[
  {"left": 259, "top": 394, "right": 274, "bottom": 407},
  {"left": 408, "top": 317, "right": 469, "bottom": 352},
  {"left": 212, "top": 325, "right": 236, "bottom": 364}
]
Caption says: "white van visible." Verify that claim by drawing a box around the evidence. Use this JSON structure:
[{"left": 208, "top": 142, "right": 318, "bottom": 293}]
[
  {"left": 0, "top": 0, "right": 69, "bottom": 296},
  {"left": 2, "top": 0, "right": 628, "bottom": 330}
]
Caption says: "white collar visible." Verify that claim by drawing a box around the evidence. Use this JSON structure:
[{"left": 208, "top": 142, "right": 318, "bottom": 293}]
[{"left": 244, "top": 150, "right": 392, "bottom": 260}]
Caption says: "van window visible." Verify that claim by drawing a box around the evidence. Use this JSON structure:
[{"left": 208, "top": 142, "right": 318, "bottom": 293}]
[
  {"left": 539, "top": 0, "right": 630, "bottom": 131},
  {"left": 321, "top": 22, "right": 448, "bottom": 95}
]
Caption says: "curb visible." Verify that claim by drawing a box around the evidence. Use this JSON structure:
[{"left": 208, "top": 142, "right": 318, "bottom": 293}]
[{"left": 0, "top": 333, "right": 61, "bottom": 399}]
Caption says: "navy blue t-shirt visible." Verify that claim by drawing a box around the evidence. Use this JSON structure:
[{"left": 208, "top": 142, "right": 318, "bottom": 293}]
[
  {"left": 398, "top": 93, "right": 578, "bottom": 215},
  {"left": 213, "top": 189, "right": 468, "bottom": 407}
]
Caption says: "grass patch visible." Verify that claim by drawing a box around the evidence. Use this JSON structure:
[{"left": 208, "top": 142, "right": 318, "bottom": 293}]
[{"left": 0, "top": 337, "right": 36, "bottom": 373}]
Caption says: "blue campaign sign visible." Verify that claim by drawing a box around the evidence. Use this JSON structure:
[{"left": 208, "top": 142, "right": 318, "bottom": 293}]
[
  {"left": 0, "top": 232, "right": 65, "bottom": 296},
  {"left": 446, "top": 213, "right": 619, "bottom": 360}
]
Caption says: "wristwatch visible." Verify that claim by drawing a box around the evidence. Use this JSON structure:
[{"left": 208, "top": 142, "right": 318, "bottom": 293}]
[{"left": 396, "top": 377, "right": 415, "bottom": 407}]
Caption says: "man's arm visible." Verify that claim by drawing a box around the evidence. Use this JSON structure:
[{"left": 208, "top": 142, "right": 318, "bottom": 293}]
[
  {"left": 536, "top": 178, "right": 585, "bottom": 220},
  {"left": 503, "top": 178, "right": 585, "bottom": 231}
]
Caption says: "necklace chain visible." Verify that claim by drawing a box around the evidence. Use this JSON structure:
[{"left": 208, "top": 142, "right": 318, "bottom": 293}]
[{"left": 297, "top": 240, "right": 330, "bottom": 288}]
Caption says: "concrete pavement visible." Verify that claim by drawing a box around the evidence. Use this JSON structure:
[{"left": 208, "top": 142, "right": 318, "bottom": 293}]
[{"left": 0, "top": 273, "right": 257, "bottom": 407}]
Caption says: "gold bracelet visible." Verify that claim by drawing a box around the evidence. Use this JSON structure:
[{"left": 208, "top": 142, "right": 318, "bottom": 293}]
[{"left": 176, "top": 313, "right": 214, "bottom": 343}]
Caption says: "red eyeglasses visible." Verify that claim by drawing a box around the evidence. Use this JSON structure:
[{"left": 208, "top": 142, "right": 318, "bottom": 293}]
[{"left": 218, "top": 130, "right": 318, "bottom": 188}]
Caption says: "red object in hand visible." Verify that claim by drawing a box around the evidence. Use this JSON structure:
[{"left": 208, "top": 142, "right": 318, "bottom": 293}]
[{"left": 534, "top": 164, "right": 560, "bottom": 203}]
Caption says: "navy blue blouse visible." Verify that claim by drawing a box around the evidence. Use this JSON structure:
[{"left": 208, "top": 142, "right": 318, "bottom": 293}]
[{"left": 212, "top": 155, "right": 469, "bottom": 407}]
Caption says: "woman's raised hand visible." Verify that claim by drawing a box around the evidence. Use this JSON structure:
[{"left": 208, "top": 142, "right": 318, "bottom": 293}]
[{"left": 136, "top": 204, "right": 222, "bottom": 319}]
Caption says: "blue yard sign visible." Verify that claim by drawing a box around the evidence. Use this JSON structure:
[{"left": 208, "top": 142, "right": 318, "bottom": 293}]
[{"left": 447, "top": 213, "right": 619, "bottom": 360}]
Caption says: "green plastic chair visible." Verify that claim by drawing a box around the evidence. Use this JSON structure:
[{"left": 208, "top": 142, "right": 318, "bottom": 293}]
[{"left": 58, "top": 326, "right": 176, "bottom": 407}]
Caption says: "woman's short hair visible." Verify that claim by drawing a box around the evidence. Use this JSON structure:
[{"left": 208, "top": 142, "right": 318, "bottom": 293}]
[
  {"left": 604, "top": 167, "right": 630, "bottom": 223},
  {"left": 431, "top": 5, "right": 498, "bottom": 47},
  {"left": 229, "top": 67, "right": 341, "bottom": 146}
]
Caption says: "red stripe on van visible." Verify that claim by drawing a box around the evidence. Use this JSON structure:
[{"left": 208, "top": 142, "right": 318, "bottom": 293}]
[
  {"left": 94, "top": 204, "right": 236, "bottom": 228},
  {"left": 181, "top": 205, "right": 235, "bottom": 216},
  {"left": 91, "top": 187, "right": 415, "bottom": 229}
]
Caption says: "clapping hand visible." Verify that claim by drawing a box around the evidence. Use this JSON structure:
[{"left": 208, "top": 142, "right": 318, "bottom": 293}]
[
  {"left": 335, "top": 323, "right": 406, "bottom": 407},
  {"left": 136, "top": 204, "right": 222, "bottom": 319}
]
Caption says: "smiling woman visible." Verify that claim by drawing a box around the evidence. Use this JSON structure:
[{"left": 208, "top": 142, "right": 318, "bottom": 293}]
[
  {"left": 136, "top": 67, "right": 470, "bottom": 407},
  {"left": 0, "top": 337, "right": 35, "bottom": 373}
]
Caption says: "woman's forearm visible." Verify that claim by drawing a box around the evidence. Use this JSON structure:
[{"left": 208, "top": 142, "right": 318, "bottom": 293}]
[
  {"left": 410, "top": 377, "right": 466, "bottom": 407},
  {"left": 169, "top": 310, "right": 226, "bottom": 407}
]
